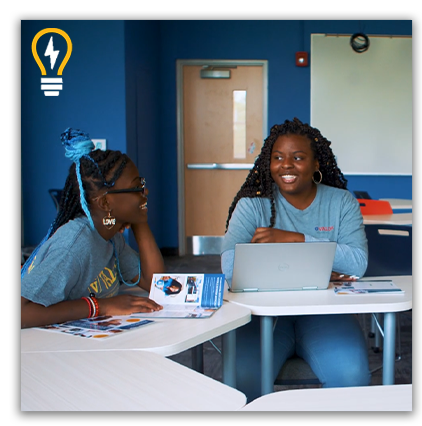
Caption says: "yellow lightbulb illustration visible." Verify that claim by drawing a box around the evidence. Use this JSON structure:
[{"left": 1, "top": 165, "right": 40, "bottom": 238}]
[{"left": 32, "top": 28, "right": 72, "bottom": 97}]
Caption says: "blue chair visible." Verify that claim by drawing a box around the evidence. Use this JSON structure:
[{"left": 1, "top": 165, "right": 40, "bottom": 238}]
[
  {"left": 363, "top": 224, "right": 412, "bottom": 369},
  {"left": 353, "top": 190, "right": 372, "bottom": 199},
  {"left": 364, "top": 224, "right": 412, "bottom": 277},
  {"left": 48, "top": 189, "right": 63, "bottom": 212}
]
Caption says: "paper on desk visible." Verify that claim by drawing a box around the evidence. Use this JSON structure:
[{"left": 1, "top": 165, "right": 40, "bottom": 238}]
[
  {"left": 136, "top": 273, "right": 225, "bottom": 318},
  {"left": 333, "top": 280, "right": 404, "bottom": 295},
  {"left": 36, "top": 315, "right": 154, "bottom": 338}
]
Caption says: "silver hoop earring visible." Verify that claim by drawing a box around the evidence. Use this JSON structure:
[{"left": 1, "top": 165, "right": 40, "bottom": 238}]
[{"left": 312, "top": 170, "right": 323, "bottom": 185}]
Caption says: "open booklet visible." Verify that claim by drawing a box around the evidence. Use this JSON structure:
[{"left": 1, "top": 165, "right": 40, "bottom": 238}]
[
  {"left": 36, "top": 315, "right": 154, "bottom": 339},
  {"left": 136, "top": 273, "right": 225, "bottom": 318},
  {"left": 333, "top": 280, "right": 404, "bottom": 295}
]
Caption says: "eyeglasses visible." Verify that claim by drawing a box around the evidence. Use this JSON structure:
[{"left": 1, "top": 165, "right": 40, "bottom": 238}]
[{"left": 96, "top": 177, "right": 146, "bottom": 198}]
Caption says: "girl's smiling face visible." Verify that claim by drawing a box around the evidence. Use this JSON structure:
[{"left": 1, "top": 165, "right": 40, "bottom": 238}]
[
  {"left": 270, "top": 134, "right": 319, "bottom": 201},
  {"left": 105, "top": 160, "right": 149, "bottom": 225}
]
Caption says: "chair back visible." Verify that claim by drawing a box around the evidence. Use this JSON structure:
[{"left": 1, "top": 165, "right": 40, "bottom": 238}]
[
  {"left": 353, "top": 190, "right": 372, "bottom": 199},
  {"left": 48, "top": 189, "right": 63, "bottom": 212},
  {"left": 364, "top": 224, "right": 412, "bottom": 277},
  {"left": 358, "top": 199, "right": 393, "bottom": 215}
]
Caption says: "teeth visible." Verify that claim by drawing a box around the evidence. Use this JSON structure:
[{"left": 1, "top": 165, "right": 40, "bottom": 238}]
[
  {"left": 281, "top": 175, "right": 297, "bottom": 183},
  {"left": 140, "top": 202, "right": 148, "bottom": 209}
]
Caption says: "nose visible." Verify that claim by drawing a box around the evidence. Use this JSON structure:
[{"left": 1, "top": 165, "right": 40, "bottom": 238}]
[
  {"left": 142, "top": 188, "right": 149, "bottom": 197},
  {"left": 281, "top": 157, "right": 293, "bottom": 168}
]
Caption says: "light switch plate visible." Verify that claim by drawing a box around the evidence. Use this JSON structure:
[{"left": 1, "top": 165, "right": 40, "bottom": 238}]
[{"left": 92, "top": 139, "right": 107, "bottom": 151}]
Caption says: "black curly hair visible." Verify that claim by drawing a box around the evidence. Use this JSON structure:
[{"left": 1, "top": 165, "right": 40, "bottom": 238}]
[
  {"left": 52, "top": 149, "right": 129, "bottom": 236},
  {"left": 21, "top": 128, "right": 129, "bottom": 277},
  {"left": 225, "top": 117, "right": 348, "bottom": 231}
]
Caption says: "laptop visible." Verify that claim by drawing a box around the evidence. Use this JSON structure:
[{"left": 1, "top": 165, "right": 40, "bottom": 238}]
[{"left": 230, "top": 242, "right": 337, "bottom": 292}]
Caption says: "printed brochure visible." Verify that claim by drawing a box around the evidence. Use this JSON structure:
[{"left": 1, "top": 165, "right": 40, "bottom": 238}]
[
  {"left": 333, "top": 280, "right": 404, "bottom": 295},
  {"left": 36, "top": 315, "right": 154, "bottom": 339},
  {"left": 137, "top": 273, "right": 225, "bottom": 318}
]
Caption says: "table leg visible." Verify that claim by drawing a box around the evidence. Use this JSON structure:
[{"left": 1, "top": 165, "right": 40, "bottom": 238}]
[
  {"left": 382, "top": 312, "right": 396, "bottom": 385},
  {"left": 222, "top": 330, "right": 236, "bottom": 387},
  {"left": 260, "top": 316, "right": 274, "bottom": 396},
  {"left": 192, "top": 344, "right": 204, "bottom": 373}
]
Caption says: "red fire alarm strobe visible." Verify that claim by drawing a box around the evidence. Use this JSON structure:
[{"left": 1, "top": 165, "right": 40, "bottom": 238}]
[{"left": 296, "top": 51, "right": 308, "bottom": 67}]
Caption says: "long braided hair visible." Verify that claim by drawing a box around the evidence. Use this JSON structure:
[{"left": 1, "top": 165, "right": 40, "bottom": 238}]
[
  {"left": 21, "top": 128, "right": 129, "bottom": 277},
  {"left": 225, "top": 117, "right": 348, "bottom": 231}
]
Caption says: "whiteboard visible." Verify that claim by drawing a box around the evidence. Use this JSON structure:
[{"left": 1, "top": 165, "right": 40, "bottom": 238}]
[{"left": 310, "top": 34, "right": 412, "bottom": 175}]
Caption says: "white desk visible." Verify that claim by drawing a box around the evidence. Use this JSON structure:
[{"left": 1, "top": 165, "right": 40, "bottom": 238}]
[
  {"left": 363, "top": 212, "right": 412, "bottom": 225},
  {"left": 224, "top": 275, "right": 412, "bottom": 396},
  {"left": 241, "top": 384, "right": 411, "bottom": 411},
  {"left": 379, "top": 198, "right": 412, "bottom": 210},
  {"left": 21, "top": 301, "right": 251, "bottom": 387},
  {"left": 21, "top": 350, "right": 246, "bottom": 411}
]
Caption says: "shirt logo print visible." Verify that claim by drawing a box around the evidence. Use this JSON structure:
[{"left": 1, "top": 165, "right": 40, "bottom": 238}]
[{"left": 315, "top": 226, "right": 334, "bottom": 231}]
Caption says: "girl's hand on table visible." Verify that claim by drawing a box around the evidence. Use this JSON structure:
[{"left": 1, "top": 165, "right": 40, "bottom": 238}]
[
  {"left": 330, "top": 271, "right": 360, "bottom": 282},
  {"left": 99, "top": 295, "right": 163, "bottom": 315}
]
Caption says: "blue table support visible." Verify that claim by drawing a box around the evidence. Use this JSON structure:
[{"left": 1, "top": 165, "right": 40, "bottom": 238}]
[
  {"left": 222, "top": 330, "right": 236, "bottom": 388},
  {"left": 383, "top": 312, "right": 397, "bottom": 385},
  {"left": 260, "top": 316, "right": 274, "bottom": 395}
]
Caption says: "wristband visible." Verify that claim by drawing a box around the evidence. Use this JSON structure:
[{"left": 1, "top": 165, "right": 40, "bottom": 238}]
[
  {"left": 89, "top": 293, "right": 100, "bottom": 317},
  {"left": 81, "top": 297, "right": 92, "bottom": 318}
]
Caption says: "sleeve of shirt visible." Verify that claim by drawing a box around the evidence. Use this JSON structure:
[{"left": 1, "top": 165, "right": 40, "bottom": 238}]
[
  {"left": 221, "top": 198, "right": 262, "bottom": 254},
  {"left": 21, "top": 248, "right": 82, "bottom": 307},
  {"left": 305, "top": 191, "right": 368, "bottom": 277},
  {"left": 334, "top": 192, "right": 368, "bottom": 277},
  {"left": 112, "top": 234, "right": 141, "bottom": 283},
  {"left": 221, "top": 198, "right": 266, "bottom": 287},
  {"left": 221, "top": 249, "right": 235, "bottom": 288}
]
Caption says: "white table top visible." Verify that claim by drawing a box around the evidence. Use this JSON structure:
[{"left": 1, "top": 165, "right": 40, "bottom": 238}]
[
  {"left": 379, "top": 198, "right": 412, "bottom": 210},
  {"left": 240, "top": 384, "right": 411, "bottom": 411},
  {"left": 224, "top": 276, "right": 412, "bottom": 316},
  {"left": 21, "top": 301, "right": 251, "bottom": 355},
  {"left": 21, "top": 350, "right": 246, "bottom": 411},
  {"left": 363, "top": 212, "right": 412, "bottom": 225}
]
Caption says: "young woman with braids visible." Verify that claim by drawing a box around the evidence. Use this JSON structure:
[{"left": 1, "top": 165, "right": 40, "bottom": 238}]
[
  {"left": 222, "top": 118, "right": 370, "bottom": 401},
  {"left": 21, "top": 128, "right": 164, "bottom": 328}
]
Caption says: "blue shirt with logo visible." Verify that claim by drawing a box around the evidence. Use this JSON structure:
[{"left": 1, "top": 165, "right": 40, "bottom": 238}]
[{"left": 221, "top": 184, "right": 368, "bottom": 285}]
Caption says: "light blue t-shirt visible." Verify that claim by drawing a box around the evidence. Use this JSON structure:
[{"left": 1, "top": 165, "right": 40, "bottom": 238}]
[
  {"left": 21, "top": 216, "right": 140, "bottom": 306},
  {"left": 221, "top": 184, "right": 368, "bottom": 285}
]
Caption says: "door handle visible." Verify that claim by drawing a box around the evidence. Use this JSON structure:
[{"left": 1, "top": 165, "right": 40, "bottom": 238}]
[{"left": 186, "top": 163, "right": 254, "bottom": 170}]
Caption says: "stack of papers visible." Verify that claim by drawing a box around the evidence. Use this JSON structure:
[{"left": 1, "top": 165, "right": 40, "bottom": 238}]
[{"left": 333, "top": 280, "right": 404, "bottom": 295}]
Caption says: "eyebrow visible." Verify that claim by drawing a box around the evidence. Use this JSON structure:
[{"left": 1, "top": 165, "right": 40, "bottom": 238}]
[{"left": 272, "top": 150, "right": 308, "bottom": 155}]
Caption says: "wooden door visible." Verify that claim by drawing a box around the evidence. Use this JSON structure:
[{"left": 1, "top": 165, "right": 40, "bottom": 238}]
[{"left": 179, "top": 62, "right": 266, "bottom": 254}]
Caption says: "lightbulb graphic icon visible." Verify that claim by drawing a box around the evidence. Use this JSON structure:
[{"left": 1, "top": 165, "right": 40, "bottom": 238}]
[{"left": 32, "top": 28, "right": 72, "bottom": 96}]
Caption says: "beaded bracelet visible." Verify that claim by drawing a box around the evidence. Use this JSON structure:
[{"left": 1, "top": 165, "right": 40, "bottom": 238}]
[{"left": 90, "top": 293, "right": 100, "bottom": 317}]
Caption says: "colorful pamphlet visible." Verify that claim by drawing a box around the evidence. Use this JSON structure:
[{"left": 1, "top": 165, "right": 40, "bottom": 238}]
[
  {"left": 36, "top": 315, "right": 154, "bottom": 339},
  {"left": 136, "top": 273, "right": 225, "bottom": 318}
]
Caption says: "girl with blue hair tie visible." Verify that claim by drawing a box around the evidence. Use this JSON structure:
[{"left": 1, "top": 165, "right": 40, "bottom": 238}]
[{"left": 21, "top": 128, "right": 164, "bottom": 328}]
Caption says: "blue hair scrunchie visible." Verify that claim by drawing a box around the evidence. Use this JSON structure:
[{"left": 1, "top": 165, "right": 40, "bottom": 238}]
[{"left": 61, "top": 128, "right": 95, "bottom": 162}]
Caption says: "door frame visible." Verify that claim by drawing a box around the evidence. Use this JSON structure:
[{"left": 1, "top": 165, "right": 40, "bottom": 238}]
[{"left": 176, "top": 59, "right": 269, "bottom": 256}]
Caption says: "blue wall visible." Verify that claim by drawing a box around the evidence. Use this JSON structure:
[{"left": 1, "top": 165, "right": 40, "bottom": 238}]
[
  {"left": 21, "top": 20, "right": 412, "bottom": 250},
  {"left": 21, "top": 20, "right": 127, "bottom": 246}
]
